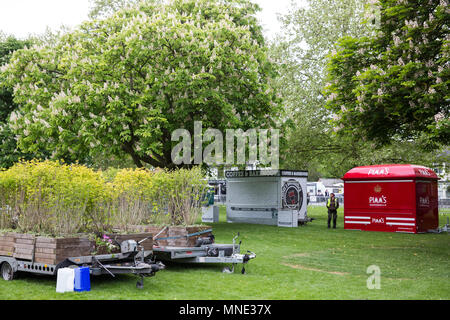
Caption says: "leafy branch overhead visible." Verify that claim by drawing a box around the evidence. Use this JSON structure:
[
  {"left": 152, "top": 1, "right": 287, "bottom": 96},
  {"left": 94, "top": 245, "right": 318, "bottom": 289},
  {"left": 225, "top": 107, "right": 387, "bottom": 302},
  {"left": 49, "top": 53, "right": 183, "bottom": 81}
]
[
  {"left": 0, "top": 36, "right": 50, "bottom": 169},
  {"left": 1, "top": 0, "right": 282, "bottom": 168},
  {"left": 325, "top": 0, "right": 449, "bottom": 148}
]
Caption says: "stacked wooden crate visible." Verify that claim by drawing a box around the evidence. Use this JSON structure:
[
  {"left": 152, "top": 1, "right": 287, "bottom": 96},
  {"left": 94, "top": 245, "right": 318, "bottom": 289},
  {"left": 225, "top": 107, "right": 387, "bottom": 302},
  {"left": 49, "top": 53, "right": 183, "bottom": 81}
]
[
  {"left": 33, "top": 236, "right": 94, "bottom": 265},
  {"left": 0, "top": 232, "right": 94, "bottom": 265},
  {"left": 129, "top": 225, "right": 212, "bottom": 247},
  {"left": 0, "top": 232, "right": 15, "bottom": 257},
  {"left": 12, "top": 233, "right": 36, "bottom": 260}
]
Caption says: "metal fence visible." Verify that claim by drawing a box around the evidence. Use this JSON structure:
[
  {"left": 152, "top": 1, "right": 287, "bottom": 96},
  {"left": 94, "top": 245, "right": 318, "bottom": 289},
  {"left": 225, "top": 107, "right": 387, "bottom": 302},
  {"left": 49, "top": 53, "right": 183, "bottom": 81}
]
[
  {"left": 214, "top": 194, "right": 450, "bottom": 209},
  {"left": 308, "top": 195, "right": 343, "bottom": 206},
  {"left": 308, "top": 196, "right": 450, "bottom": 209},
  {"left": 439, "top": 199, "right": 450, "bottom": 209},
  {"left": 214, "top": 195, "right": 226, "bottom": 204}
]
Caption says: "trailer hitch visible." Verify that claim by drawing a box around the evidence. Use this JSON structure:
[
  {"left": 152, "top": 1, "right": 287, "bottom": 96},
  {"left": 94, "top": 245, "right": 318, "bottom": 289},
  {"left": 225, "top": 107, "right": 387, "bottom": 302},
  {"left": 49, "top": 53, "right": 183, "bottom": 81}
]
[
  {"left": 135, "top": 261, "right": 165, "bottom": 289},
  {"left": 222, "top": 233, "right": 255, "bottom": 274}
]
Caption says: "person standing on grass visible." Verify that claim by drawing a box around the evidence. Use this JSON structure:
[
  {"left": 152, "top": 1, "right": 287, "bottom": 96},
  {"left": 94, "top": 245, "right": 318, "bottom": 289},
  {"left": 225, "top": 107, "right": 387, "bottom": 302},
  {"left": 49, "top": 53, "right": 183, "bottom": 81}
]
[{"left": 326, "top": 193, "right": 339, "bottom": 229}]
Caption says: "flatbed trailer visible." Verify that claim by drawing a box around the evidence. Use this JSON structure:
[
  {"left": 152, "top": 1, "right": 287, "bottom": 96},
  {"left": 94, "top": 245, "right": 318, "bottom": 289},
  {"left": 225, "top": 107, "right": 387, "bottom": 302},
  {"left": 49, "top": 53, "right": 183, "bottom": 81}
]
[
  {"left": 0, "top": 242, "right": 165, "bottom": 288},
  {"left": 152, "top": 233, "right": 256, "bottom": 274}
]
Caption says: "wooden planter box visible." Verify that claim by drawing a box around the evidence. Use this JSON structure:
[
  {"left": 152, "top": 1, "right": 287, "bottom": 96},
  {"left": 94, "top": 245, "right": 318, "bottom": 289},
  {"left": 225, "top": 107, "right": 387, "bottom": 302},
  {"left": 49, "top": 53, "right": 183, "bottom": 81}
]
[
  {"left": 33, "top": 236, "right": 94, "bottom": 265},
  {"left": 0, "top": 231, "right": 155, "bottom": 264},
  {"left": 126, "top": 225, "right": 212, "bottom": 247},
  {"left": 0, "top": 232, "right": 15, "bottom": 257},
  {"left": 0, "top": 232, "right": 94, "bottom": 265}
]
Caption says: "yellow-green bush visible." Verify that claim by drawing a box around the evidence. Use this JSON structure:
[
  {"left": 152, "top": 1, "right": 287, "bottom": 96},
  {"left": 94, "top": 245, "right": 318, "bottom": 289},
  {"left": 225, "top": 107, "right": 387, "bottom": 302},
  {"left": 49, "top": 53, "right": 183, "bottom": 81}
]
[
  {"left": 108, "top": 167, "right": 155, "bottom": 231},
  {"left": 109, "top": 166, "right": 208, "bottom": 229},
  {"left": 163, "top": 167, "right": 209, "bottom": 226},
  {"left": 0, "top": 160, "right": 110, "bottom": 236},
  {"left": 0, "top": 160, "right": 208, "bottom": 236}
]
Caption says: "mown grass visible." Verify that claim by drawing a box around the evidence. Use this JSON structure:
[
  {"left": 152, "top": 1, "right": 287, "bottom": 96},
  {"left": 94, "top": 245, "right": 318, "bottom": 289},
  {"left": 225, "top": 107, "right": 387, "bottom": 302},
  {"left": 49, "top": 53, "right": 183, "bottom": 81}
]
[{"left": 0, "top": 206, "right": 449, "bottom": 300}]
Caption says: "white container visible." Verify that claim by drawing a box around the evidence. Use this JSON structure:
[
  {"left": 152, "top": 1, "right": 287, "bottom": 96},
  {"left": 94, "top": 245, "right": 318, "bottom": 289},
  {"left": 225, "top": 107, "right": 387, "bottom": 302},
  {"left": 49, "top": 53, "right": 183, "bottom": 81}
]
[
  {"left": 278, "top": 209, "right": 298, "bottom": 228},
  {"left": 202, "top": 205, "right": 219, "bottom": 223},
  {"left": 56, "top": 267, "right": 75, "bottom": 293}
]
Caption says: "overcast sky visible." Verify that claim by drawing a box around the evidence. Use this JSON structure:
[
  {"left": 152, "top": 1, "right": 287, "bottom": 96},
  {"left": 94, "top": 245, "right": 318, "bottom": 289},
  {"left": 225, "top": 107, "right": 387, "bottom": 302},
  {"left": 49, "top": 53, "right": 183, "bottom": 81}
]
[{"left": 0, "top": 0, "right": 298, "bottom": 40}]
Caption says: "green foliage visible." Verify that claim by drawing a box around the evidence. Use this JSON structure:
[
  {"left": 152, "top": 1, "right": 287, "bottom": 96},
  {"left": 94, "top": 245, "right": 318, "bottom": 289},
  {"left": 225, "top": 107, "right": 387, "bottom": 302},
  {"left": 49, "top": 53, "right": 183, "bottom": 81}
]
[
  {"left": 325, "top": 0, "right": 449, "bottom": 148},
  {"left": 0, "top": 160, "right": 208, "bottom": 235},
  {"left": 2, "top": 0, "right": 281, "bottom": 168},
  {"left": 163, "top": 167, "right": 209, "bottom": 225},
  {"left": 109, "top": 166, "right": 208, "bottom": 229},
  {"left": 0, "top": 35, "right": 49, "bottom": 169},
  {"left": 0, "top": 160, "right": 110, "bottom": 236},
  {"left": 272, "top": 0, "right": 447, "bottom": 178},
  {"left": 271, "top": 0, "right": 374, "bottom": 175},
  {"left": 108, "top": 167, "right": 156, "bottom": 229},
  {"left": 0, "top": 35, "right": 32, "bottom": 68},
  {"left": 0, "top": 36, "right": 23, "bottom": 124}
]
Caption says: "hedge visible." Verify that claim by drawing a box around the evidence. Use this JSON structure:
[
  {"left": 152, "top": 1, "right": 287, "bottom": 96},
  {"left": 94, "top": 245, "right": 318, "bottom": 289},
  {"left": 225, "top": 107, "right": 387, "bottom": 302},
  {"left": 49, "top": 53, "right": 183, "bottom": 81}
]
[{"left": 0, "top": 160, "right": 208, "bottom": 236}]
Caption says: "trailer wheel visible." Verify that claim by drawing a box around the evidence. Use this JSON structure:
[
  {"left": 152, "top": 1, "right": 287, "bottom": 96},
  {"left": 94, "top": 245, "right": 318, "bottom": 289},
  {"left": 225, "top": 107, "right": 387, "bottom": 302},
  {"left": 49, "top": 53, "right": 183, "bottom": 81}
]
[{"left": 1, "top": 262, "right": 15, "bottom": 281}]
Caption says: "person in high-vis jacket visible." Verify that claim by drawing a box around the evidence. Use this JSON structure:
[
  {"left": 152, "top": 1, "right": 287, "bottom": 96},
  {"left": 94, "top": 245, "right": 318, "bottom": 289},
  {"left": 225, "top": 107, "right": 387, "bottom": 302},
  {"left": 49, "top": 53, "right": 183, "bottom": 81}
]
[{"left": 326, "top": 193, "right": 339, "bottom": 229}]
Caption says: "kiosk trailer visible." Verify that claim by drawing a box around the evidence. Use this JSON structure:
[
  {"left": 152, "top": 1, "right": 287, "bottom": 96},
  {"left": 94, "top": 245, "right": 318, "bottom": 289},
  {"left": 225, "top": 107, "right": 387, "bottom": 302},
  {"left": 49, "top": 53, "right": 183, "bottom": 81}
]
[
  {"left": 342, "top": 164, "right": 439, "bottom": 233},
  {"left": 225, "top": 169, "right": 310, "bottom": 227}
]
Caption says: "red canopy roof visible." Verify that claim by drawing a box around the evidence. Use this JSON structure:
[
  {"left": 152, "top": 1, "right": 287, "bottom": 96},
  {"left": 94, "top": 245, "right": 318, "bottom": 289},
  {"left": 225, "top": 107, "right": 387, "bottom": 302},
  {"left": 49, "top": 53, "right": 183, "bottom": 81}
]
[{"left": 342, "top": 164, "right": 439, "bottom": 181}]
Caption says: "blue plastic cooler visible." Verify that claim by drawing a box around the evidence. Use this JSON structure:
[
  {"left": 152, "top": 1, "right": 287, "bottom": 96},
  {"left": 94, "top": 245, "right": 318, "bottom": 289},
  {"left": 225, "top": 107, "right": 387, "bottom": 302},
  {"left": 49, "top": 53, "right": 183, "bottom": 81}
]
[{"left": 74, "top": 267, "right": 91, "bottom": 292}]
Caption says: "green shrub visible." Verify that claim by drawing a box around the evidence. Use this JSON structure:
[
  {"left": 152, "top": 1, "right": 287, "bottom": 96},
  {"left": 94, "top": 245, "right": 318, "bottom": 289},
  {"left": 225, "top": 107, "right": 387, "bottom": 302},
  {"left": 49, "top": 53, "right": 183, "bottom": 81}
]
[
  {"left": 0, "top": 160, "right": 110, "bottom": 236},
  {"left": 109, "top": 166, "right": 208, "bottom": 229},
  {"left": 108, "top": 167, "right": 155, "bottom": 231},
  {"left": 0, "top": 160, "right": 208, "bottom": 235},
  {"left": 164, "top": 167, "right": 209, "bottom": 226}
]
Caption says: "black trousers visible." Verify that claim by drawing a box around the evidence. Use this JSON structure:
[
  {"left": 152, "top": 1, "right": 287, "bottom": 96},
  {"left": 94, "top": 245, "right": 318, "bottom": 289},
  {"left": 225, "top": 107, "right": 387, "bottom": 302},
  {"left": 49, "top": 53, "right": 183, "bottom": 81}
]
[{"left": 328, "top": 210, "right": 337, "bottom": 228}]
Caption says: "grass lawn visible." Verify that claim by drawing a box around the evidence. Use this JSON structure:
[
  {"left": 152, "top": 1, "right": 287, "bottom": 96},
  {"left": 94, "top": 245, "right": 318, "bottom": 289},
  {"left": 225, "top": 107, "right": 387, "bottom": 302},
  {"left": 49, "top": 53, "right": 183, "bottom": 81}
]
[{"left": 0, "top": 206, "right": 449, "bottom": 300}]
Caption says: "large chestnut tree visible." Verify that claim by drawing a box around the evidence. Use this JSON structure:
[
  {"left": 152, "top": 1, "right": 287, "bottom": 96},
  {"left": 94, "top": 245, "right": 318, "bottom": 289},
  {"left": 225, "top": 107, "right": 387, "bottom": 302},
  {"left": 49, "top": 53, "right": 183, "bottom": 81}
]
[{"left": 2, "top": 0, "right": 281, "bottom": 168}]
